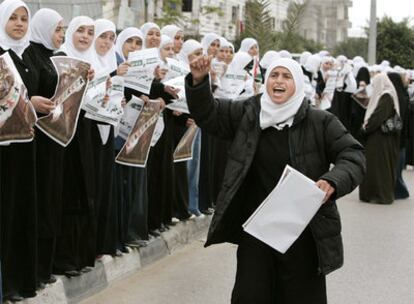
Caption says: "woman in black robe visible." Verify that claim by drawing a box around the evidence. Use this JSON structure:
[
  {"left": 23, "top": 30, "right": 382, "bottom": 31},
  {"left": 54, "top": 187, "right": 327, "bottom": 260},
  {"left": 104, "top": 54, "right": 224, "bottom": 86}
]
[
  {"left": 24, "top": 7, "right": 65, "bottom": 286},
  {"left": 359, "top": 73, "right": 400, "bottom": 204},
  {"left": 388, "top": 72, "right": 410, "bottom": 199},
  {"left": 53, "top": 16, "right": 97, "bottom": 277},
  {"left": 0, "top": 0, "right": 39, "bottom": 301}
]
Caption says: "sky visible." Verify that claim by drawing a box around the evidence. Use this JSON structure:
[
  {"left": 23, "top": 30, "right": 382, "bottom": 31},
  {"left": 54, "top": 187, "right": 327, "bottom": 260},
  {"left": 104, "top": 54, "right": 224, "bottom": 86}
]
[{"left": 349, "top": 0, "right": 414, "bottom": 37}]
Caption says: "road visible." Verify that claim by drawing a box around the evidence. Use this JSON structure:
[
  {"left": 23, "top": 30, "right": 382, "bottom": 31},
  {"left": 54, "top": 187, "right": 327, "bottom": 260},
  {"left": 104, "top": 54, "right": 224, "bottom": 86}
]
[{"left": 81, "top": 169, "right": 414, "bottom": 304}]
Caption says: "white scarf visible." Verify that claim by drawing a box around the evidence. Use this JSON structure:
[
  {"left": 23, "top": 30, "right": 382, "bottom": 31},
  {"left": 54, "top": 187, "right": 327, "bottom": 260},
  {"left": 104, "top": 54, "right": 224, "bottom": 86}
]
[
  {"left": 59, "top": 16, "right": 96, "bottom": 67},
  {"left": 259, "top": 51, "right": 280, "bottom": 70},
  {"left": 200, "top": 33, "right": 220, "bottom": 55},
  {"left": 160, "top": 24, "right": 182, "bottom": 40},
  {"left": 140, "top": 22, "right": 160, "bottom": 49},
  {"left": 0, "top": 0, "right": 31, "bottom": 58},
  {"left": 93, "top": 19, "right": 117, "bottom": 73},
  {"left": 259, "top": 58, "right": 305, "bottom": 130},
  {"left": 364, "top": 72, "right": 400, "bottom": 127},
  {"left": 177, "top": 39, "right": 202, "bottom": 66},
  {"left": 30, "top": 8, "right": 63, "bottom": 51},
  {"left": 228, "top": 51, "right": 252, "bottom": 73},
  {"left": 239, "top": 38, "right": 258, "bottom": 53},
  {"left": 115, "top": 27, "right": 143, "bottom": 62}
]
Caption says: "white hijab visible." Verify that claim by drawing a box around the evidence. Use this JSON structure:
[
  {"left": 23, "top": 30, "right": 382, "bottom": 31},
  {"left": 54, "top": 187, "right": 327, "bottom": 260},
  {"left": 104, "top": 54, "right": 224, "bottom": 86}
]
[
  {"left": 228, "top": 51, "right": 252, "bottom": 73},
  {"left": 31, "top": 8, "right": 62, "bottom": 51},
  {"left": 0, "top": 0, "right": 31, "bottom": 58},
  {"left": 364, "top": 72, "right": 400, "bottom": 126},
  {"left": 159, "top": 34, "right": 173, "bottom": 61},
  {"left": 260, "top": 51, "right": 280, "bottom": 69},
  {"left": 93, "top": 19, "right": 117, "bottom": 73},
  {"left": 299, "top": 51, "right": 311, "bottom": 66},
  {"left": 59, "top": 16, "right": 96, "bottom": 66},
  {"left": 115, "top": 27, "right": 143, "bottom": 62},
  {"left": 219, "top": 37, "right": 230, "bottom": 49},
  {"left": 239, "top": 38, "right": 258, "bottom": 53},
  {"left": 177, "top": 39, "right": 202, "bottom": 66},
  {"left": 160, "top": 24, "right": 182, "bottom": 40},
  {"left": 279, "top": 50, "right": 292, "bottom": 59},
  {"left": 140, "top": 22, "right": 160, "bottom": 48},
  {"left": 201, "top": 33, "right": 220, "bottom": 54},
  {"left": 304, "top": 54, "right": 321, "bottom": 74},
  {"left": 260, "top": 58, "right": 305, "bottom": 130}
]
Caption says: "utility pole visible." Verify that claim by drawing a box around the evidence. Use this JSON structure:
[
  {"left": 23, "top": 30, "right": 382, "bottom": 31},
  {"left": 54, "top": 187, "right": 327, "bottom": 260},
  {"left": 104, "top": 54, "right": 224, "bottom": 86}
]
[
  {"left": 144, "top": 0, "right": 148, "bottom": 22},
  {"left": 368, "top": 0, "right": 377, "bottom": 65}
]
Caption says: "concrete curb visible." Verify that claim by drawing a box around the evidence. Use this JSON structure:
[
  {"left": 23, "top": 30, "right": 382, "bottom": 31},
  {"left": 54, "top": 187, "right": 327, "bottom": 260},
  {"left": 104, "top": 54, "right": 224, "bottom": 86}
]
[{"left": 10, "top": 215, "right": 211, "bottom": 304}]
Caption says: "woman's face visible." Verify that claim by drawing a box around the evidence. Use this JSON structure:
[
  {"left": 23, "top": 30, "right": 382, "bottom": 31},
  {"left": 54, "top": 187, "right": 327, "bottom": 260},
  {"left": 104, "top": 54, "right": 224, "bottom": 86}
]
[
  {"left": 248, "top": 44, "right": 259, "bottom": 57},
  {"left": 322, "top": 61, "right": 333, "bottom": 72},
  {"left": 5, "top": 7, "right": 29, "bottom": 40},
  {"left": 217, "top": 47, "right": 227, "bottom": 62},
  {"left": 160, "top": 42, "right": 175, "bottom": 61},
  {"left": 225, "top": 48, "right": 234, "bottom": 64},
  {"left": 95, "top": 30, "right": 115, "bottom": 56},
  {"left": 52, "top": 21, "right": 65, "bottom": 49},
  {"left": 207, "top": 39, "right": 220, "bottom": 56},
  {"left": 122, "top": 36, "right": 142, "bottom": 59},
  {"left": 266, "top": 66, "right": 296, "bottom": 104},
  {"left": 188, "top": 48, "right": 203, "bottom": 63},
  {"left": 173, "top": 31, "right": 184, "bottom": 53},
  {"left": 146, "top": 28, "right": 161, "bottom": 48},
  {"left": 72, "top": 25, "right": 94, "bottom": 51}
]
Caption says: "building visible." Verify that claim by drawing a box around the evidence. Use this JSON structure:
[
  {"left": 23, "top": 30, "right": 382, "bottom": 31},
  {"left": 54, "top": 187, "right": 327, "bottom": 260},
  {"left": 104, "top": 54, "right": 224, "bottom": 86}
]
[
  {"left": 25, "top": 0, "right": 103, "bottom": 24},
  {"left": 298, "top": 0, "right": 352, "bottom": 49}
]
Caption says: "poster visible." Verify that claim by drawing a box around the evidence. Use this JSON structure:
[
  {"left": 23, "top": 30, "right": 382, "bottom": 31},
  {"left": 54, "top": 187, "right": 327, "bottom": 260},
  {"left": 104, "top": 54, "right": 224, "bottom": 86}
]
[
  {"left": 117, "top": 96, "right": 145, "bottom": 140},
  {"left": 173, "top": 124, "right": 199, "bottom": 162},
  {"left": 84, "top": 75, "right": 125, "bottom": 126},
  {"left": 123, "top": 48, "right": 160, "bottom": 95},
  {"left": 0, "top": 52, "right": 37, "bottom": 144},
  {"left": 36, "top": 56, "right": 90, "bottom": 147},
  {"left": 116, "top": 100, "right": 162, "bottom": 167},
  {"left": 163, "top": 76, "right": 189, "bottom": 113}
]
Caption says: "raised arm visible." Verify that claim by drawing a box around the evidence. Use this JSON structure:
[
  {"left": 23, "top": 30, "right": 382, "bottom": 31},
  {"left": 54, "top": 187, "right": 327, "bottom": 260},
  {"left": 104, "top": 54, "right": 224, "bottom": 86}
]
[{"left": 185, "top": 55, "right": 249, "bottom": 140}]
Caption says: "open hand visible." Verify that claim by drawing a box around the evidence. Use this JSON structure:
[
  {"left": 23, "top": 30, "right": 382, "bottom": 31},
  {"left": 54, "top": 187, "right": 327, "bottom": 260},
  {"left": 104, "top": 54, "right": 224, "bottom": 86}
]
[
  {"left": 189, "top": 55, "right": 212, "bottom": 86},
  {"left": 31, "top": 96, "right": 55, "bottom": 114}
]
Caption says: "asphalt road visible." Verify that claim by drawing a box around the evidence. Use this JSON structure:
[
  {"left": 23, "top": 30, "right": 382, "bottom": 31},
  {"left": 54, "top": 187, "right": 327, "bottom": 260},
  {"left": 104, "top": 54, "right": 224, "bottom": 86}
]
[{"left": 81, "top": 168, "right": 414, "bottom": 304}]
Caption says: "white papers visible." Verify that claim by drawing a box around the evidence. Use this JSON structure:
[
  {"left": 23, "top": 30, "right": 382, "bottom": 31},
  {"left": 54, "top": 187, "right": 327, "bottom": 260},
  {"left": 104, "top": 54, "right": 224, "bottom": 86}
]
[
  {"left": 214, "top": 71, "right": 247, "bottom": 99},
  {"left": 163, "top": 57, "right": 190, "bottom": 82},
  {"left": 173, "top": 124, "right": 199, "bottom": 162},
  {"left": 243, "top": 165, "right": 325, "bottom": 254},
  {"left": 164, "top": 76, "right": 189, "bottom": 114},
  {"left": 83, "top": 74, "right": 125, "bottom": 126},
  {"left": 124, "top": 48, "right": 160, "bottom": 95}
]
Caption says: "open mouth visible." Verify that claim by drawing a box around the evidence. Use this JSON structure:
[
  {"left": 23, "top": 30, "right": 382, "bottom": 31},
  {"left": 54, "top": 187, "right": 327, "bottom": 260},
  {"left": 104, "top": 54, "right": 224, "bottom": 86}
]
[{"left": 273, "top": 88, "right": 286, "bottom": 93}]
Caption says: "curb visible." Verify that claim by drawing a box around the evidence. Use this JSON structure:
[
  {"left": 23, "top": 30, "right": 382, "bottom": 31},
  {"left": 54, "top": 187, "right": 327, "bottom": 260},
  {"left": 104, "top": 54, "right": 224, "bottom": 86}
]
[{"left": 9, "top": 215, "right": 212, "bottom": 304}]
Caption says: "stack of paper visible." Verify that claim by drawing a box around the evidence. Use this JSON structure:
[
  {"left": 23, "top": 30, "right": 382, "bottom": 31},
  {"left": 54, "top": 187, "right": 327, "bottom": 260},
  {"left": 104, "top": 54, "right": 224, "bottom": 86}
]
[{"left": 243, "top": 165, "right": 325, "bottom": 254}]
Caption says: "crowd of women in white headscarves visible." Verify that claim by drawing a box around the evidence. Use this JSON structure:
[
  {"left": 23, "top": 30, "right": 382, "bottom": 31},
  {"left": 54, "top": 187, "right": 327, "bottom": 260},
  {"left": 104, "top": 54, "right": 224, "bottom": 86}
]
[{"left": 0, "top": 0, "right": 413, "bottom": 302}]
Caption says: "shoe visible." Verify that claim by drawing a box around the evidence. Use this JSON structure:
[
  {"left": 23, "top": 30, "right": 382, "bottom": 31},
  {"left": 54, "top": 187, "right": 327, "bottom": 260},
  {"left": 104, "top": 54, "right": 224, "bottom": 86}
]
[
  {"left": 126, "top": 239, "right": 148, "bottom": 248},
  {"left": 81, "top": 267, "right": 93, "bottom": 273},
  {"left": 42, "top": 275, "right": 57, "bottom": 285},
  {"left": 201, "top": 208, "right": 214, "bottom": 215},
  {"left": 5, "top": 293, "right": 24, "bottom": 302},
  {"left": 114, "top": 249, "right": 123, "bottom": 257},
  {"left": 149, "top": 229, "right": 161, "bottom": 237},
  {"left": 64, "top": 270, "right": 81, "bottom": 277},
  {"left": 196, "top": 213, "right": 205, "bottom": 219},
  {"left": 171, "top": 217, "right": 180, "bottom": 224}
]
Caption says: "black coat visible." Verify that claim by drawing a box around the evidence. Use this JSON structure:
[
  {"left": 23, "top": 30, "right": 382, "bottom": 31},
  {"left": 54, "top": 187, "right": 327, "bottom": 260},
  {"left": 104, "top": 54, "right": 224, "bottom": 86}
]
[{"left": 185, "top": 74, "right": 366, "bottom": 275}]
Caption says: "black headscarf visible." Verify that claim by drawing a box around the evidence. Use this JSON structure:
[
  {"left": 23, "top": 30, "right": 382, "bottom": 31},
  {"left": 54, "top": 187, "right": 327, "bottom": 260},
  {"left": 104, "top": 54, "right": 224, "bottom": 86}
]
[
  {"left": 388, "top": 72, "right": 409, "bottom": 146},
  {"left": 356, "top": 67, "right": 371, "bottom": 88}
]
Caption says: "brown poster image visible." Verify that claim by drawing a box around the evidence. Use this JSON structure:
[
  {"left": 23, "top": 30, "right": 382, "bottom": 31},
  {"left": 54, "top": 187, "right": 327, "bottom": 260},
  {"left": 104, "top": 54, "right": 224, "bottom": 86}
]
[
  {"left": 173, "top": 124, "right": 199, "bottom": 162},
  {"left": 36, "top": 56, "right": 90, "bottom": 147},
  {"left": 0, "top": 52, "right": 37, "bottom": 144},
  {"left": 116, "top": 100, "right": 162, "bottom": 167}
]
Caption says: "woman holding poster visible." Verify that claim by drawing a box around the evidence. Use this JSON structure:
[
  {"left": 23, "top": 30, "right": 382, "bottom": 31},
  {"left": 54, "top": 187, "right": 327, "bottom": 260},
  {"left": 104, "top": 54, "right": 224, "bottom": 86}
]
[
  {"left": 25, "top": 7, "right": 65, "bottom": 287},
  {"left": 0, "top": 0, "right": 39, "bottom": 301},
  {"left": 53, "top": 16, "right": 97, "bottom": 277},
  {"left": 186, "top": 56, "right": 365, "bottom": 303}
]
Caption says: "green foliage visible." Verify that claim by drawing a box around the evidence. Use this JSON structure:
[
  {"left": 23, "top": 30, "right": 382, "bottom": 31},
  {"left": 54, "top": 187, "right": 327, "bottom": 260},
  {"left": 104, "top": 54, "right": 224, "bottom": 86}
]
[
  {"left": 202, "top": 5, "right": 224, "bottom": 17},
  {"left": 376, "top": 16, "right": 414, "bottom": 68},
  {"left": 333, "top": 37, "right": 368, "bottom": 60},
  {"left": 154, "top": 0, "right": 186, "bottom": 27}
]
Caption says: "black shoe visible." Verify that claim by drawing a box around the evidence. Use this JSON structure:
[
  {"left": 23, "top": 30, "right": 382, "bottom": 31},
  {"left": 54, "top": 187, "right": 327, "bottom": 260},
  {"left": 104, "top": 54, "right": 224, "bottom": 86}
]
[
  {"left": 201, "top": 208, "right": 214, "bottom": 215},
  {"left": 64, "top": 270, "right": 81, "bottom": 277},
  {"left": 149, "top": 229, "right": 161, "bottom": 237},
  {"left": 44, "top": 275, "right": 57, "bottom": 284},
  {"left": 81, "top": 266, "right": 93, "bottom": 273},
  {"left": 37, "top": 282, "right": 46, "bottom": 290},
  {"left": 4, "top": 293, "right": 24, "bottom": 302}
]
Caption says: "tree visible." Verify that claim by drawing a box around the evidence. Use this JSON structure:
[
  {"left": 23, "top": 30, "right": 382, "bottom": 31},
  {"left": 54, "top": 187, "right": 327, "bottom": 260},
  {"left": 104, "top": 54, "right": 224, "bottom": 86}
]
[
  {"left": 237, "top": 0, "right": 276, "bottom": 53},
  {"left": 376, "top": 16, "right": 414, "bottom": 68},
  {"left": 333, "top": 37, "right": 368, "bottom": 60},
  {"left": 154, "top": 0, "right": 186, "bottom": 27}
]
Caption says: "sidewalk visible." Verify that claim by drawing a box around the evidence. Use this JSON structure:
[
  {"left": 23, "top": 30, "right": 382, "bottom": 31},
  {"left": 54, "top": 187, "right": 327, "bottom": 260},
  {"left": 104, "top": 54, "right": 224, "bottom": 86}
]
[{"left": 7, "top": 216, "right": 211, "bottom": 304}]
